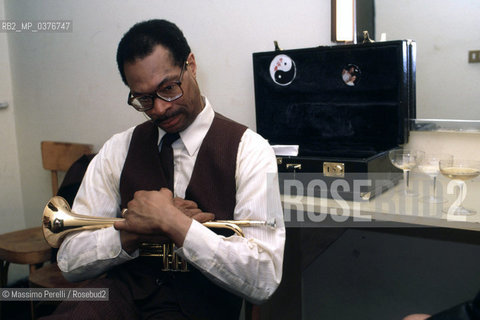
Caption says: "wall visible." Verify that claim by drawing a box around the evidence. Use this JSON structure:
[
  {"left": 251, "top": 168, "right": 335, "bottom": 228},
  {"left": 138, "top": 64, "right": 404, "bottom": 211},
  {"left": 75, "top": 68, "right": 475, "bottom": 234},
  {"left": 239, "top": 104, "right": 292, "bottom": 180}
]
[
  {"left": 0, "top": 1, "right": 24, "bottom": 232},
  {"left": 0, "top": 0, "right": 28, "bottom": 284},
  {"left": 376, "top": 0, "right": 480, "bottom": 120},
  {"left": 3, "top": 0, "right": 331, "bottom": 228},
  {"left": 406, "top": 130, "right": 480, "bottom": 160}
]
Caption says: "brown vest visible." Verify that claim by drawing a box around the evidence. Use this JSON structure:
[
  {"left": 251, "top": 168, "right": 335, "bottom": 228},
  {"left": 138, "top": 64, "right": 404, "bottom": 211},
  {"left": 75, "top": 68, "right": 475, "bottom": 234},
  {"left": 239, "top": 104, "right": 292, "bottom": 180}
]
[
  {"left": 114, "top": 113, "right": 248, "bottom": 319},
  {"left": 120, "top": 113, "right": 246, "bottom": 218}
]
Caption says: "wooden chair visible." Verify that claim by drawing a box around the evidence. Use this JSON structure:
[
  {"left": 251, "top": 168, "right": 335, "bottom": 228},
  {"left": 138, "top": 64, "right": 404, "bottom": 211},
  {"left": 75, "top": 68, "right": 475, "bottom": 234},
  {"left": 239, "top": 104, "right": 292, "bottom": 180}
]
[
  {"left": 40, "top": 141, "right": 94, "bottom": 196},
  {"left": 29, "top": 142, "right": 93, "bottom": 310},
  {"left": 0, "top": 141, "right": 92, "bottom": 285},
  {"left": 0, "top": 141, "right": 93, "bottom": 319},
  {"left": 0, "top": 228, "right": 51, "bottom": 286},
  {"left": 29, "top": 141, "right": 93, "bottom": 286}
]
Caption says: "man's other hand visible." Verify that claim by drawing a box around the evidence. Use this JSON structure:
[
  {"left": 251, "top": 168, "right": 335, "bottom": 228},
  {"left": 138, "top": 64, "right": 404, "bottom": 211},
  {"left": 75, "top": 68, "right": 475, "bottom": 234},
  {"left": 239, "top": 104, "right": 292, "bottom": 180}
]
[{"left": 173, "top": 197, "right": 215, "bottom": 223}]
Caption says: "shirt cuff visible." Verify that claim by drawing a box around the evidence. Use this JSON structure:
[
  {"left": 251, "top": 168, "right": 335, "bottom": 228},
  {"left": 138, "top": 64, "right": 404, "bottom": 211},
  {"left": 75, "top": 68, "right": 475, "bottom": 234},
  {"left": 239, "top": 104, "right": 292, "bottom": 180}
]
[
  {"left": 176, "top": 219, "right": 220, "bottom": 270},
  {"left": 98, "top": 227, "right": 139, "bottom": 260}
]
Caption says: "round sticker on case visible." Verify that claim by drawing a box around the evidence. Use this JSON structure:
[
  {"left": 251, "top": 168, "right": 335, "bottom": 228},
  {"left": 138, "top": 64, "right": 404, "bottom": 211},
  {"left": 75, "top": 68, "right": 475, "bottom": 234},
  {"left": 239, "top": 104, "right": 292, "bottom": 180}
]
[
  {"left": 269, "top": 54, "right": 296, "bottom": 86},
  {"left": 341, "top": 64, "right": 361, "bottom": 86}
]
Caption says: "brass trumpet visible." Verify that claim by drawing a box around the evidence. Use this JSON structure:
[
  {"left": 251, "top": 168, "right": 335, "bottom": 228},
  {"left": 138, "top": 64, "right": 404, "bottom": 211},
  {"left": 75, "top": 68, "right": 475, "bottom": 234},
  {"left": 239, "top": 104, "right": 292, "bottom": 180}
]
[{"left": 42, "top": 196, "right": 276, "bottom": 248}]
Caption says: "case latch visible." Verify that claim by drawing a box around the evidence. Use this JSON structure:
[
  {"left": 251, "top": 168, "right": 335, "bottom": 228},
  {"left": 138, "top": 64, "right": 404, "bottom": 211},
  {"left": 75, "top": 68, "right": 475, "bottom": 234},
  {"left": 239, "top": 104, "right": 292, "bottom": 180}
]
[
  {"left": 286, "top": 163, "right": 302, "bottom": 171},
  {"left": 323, "top": 162, "right": 345, "bottom": 177}
]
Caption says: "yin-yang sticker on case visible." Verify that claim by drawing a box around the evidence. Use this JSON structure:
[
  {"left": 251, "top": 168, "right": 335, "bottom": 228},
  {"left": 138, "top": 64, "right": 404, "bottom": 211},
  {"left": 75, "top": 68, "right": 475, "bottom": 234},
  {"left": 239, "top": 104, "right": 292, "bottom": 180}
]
[{"left": 269, "top": 54, "right": 296, "bottom": 86}]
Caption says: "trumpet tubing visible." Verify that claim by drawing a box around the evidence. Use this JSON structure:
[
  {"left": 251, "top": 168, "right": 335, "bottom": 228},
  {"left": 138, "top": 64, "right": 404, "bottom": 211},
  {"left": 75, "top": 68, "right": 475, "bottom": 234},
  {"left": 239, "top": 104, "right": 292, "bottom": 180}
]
[{"left": 42, "top": 196, "right": 275, "bottom": 248}]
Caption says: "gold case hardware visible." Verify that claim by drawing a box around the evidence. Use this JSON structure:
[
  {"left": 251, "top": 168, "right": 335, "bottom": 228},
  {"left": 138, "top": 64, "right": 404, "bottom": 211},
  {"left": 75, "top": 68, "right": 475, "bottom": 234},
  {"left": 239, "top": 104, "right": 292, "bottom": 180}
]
[
  {"left": 360, "top": 192, "right": 372, "bottom": 201},
  {"left": 286, "top": 163, "right": 302, "bottom": 171},
  {"left": 323, "top": 162, "right": 345, "bottom": 177},
  {"left": 277, "top": 157, "right": 283, "bottom": 165}
]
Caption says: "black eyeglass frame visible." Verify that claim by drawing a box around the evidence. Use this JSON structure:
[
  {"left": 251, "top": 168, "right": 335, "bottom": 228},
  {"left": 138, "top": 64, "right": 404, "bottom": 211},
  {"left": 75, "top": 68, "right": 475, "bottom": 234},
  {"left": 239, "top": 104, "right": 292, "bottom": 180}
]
[{"left": 127, "top": 61, "right": 188, "bottom": 112}]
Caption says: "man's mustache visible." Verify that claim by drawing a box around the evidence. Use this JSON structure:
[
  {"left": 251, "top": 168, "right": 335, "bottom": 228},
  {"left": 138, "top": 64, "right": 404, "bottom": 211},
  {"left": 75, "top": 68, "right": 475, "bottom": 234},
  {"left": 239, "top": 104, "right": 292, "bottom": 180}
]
[{"left": 150, "top": 109, "right": 182, "bottom": 126}]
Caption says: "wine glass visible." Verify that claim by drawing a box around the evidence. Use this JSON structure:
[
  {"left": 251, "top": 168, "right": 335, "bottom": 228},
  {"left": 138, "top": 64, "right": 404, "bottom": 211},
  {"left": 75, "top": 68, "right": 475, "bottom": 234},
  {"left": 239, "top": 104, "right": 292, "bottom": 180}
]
[
  {"left": 388, "top": 149, "right": 425, "bottom": 196},
  {"left": 439, "top": 159, "right": 480, "bottom": 215},
  {"left": 418, "top": 153, "right": 453, "bottom": 203}
]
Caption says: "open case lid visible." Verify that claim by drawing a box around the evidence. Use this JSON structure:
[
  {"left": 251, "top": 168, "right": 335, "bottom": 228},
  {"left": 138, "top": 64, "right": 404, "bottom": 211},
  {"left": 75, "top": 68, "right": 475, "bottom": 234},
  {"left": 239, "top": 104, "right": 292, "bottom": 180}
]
[{"left": 253, "top": 40, "right": 416, "bottom": 158}]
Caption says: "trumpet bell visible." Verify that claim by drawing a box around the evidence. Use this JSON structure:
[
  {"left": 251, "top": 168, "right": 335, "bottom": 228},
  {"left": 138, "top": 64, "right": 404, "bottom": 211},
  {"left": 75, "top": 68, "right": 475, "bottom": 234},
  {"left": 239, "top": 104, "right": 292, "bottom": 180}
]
[
  {"left": 43, "top": 196, "right": 72, "bottom": 248},
  {"left": 42, "top": 196, "right": 122, "bottom": 248}
]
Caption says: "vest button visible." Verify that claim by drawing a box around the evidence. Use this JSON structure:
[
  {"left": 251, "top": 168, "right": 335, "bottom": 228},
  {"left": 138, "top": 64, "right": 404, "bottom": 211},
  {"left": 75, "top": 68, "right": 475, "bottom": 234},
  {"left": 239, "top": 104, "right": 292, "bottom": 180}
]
[{"left": 155, "top": 278, "right": 163, "bottom": 286}]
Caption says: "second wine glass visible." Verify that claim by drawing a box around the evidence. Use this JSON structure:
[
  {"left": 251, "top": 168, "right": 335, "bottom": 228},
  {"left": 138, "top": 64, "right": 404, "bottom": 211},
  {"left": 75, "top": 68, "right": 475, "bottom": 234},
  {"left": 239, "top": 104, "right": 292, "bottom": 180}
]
[
  {"left": 418, "top": 153, "right": 453, "bottom": 203},
  {"left": 388, "top": 149, "right": 425, "bottom": 197}
]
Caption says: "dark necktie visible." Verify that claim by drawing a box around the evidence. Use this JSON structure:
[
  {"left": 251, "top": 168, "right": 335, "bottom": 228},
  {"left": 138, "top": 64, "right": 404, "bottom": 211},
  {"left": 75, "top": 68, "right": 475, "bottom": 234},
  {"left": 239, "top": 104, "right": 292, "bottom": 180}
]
[{"left": 159, "top": 132, "right": 179, "bottom": 191}]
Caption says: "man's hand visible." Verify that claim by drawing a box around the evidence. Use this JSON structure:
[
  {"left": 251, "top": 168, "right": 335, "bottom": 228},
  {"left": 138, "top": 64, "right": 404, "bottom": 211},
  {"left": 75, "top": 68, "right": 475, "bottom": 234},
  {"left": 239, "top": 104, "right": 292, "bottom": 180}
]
[
  {"left": 114, "top": 189, "right": 213, "bottom": 248},
  {"left": 115, "top": 188, "right": 178, "bottom": 235},
  {"left": 173, "top": 197, "right": 215, "bottom": 223}
]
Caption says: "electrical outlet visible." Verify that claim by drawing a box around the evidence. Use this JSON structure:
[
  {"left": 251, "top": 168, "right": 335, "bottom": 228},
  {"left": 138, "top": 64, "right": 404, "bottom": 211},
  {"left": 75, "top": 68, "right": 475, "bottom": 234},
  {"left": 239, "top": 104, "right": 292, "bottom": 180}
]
[{"left": 468, "top": 50, "right": 480, "bottom": 63}]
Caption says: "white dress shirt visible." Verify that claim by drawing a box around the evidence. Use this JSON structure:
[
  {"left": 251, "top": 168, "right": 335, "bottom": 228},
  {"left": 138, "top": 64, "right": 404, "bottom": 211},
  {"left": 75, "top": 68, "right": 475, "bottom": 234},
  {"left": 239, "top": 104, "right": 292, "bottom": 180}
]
[{"left": 57, "top": 97, "right": 285, "bottom": 304}]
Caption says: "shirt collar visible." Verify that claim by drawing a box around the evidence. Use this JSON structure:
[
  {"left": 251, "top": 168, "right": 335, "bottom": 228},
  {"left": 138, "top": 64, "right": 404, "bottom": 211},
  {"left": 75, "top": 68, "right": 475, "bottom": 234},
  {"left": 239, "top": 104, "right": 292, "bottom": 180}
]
[{"left": 157, "top": 96, "right": 214, "bottom": 156}]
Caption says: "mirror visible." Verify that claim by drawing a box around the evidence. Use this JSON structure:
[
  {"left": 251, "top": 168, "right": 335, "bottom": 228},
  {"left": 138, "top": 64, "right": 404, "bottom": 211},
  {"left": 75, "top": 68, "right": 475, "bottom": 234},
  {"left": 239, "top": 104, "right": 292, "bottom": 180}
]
[{"left": 375, "top": 0, "right": 480, "bottom": 121}]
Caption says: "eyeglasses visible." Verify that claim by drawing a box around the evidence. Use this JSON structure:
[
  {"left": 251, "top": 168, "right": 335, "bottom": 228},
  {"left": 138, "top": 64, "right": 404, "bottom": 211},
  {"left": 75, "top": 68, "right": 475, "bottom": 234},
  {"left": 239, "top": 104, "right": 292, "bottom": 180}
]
[{"left": 127, "top": 61, "right": 188, "bottom": 112}]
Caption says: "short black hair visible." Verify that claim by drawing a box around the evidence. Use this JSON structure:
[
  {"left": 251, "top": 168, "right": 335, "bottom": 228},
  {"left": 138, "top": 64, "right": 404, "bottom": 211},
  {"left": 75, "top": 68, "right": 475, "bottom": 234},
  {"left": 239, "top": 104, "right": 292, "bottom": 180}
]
[{"left": 116, "top": 19, "right": 191, "bottom": 85}]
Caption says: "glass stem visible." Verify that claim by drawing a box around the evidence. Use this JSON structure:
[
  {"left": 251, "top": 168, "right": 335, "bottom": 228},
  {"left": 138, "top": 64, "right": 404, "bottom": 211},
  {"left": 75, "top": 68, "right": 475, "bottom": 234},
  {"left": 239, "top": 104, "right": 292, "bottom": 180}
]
[
  {"left": 432, "top": 176, "right": 437, "bottom": 198},
  {"left": 404, "top": 170, "right": 410, "bottom": 194},
  {"left": 459, "top": 181, "right": 465, "bottom": 208}
]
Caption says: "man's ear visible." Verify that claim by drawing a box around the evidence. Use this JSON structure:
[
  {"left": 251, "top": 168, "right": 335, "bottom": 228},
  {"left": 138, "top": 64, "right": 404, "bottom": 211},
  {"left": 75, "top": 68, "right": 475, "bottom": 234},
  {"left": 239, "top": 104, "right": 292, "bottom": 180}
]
[{"left": 186, "top": 52, "right": 197, "bottom": 78}]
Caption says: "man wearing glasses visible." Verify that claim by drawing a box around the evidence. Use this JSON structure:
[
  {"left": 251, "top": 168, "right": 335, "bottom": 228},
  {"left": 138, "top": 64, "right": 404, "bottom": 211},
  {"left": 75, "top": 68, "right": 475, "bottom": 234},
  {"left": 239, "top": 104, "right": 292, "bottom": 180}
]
[{"left": 46, "top": 19, "right": 285, "bottom": 319}]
